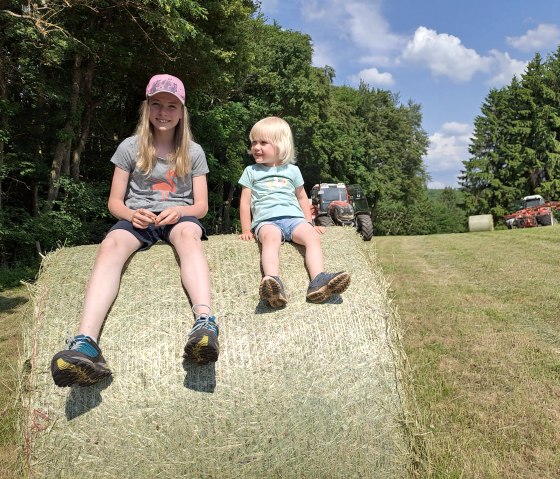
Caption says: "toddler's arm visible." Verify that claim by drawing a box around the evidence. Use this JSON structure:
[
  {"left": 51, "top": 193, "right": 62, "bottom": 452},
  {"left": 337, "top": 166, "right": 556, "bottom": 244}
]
[{"left": 239, "top": 187, "right": 254, "bottom": 240}]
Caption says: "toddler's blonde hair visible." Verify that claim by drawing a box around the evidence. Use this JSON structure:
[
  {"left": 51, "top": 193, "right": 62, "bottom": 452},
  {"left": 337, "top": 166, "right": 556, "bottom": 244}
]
[{"left": 249, "top": 116, "right": 296, "bottom": 165}]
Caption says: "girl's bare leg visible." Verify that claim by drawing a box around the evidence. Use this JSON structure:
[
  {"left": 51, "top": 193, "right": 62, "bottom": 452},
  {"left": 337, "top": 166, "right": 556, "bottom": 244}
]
[
  {"left": 78, "top": 229, "right": 141, "bottom": 340},
  {"left": 291, "top": 223, "right": 324, "bottom": 280},
  {"left": 169, "top": 221, "right": 211, "bottom": 317},
  {"left": 258, "top": 225, "right": 282, "bottom": 277}
]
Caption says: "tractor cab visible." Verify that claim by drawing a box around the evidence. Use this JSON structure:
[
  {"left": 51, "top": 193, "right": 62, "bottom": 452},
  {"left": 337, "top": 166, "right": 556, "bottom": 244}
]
[
  {"left": 310, "top": 182, "right": 374, "bottom": 240},
  {"left": 346, "top": 184, "right": 370, "bottom": 214},
  {"left": 311, "top": 183, "right": 348, "bottom": 213}
]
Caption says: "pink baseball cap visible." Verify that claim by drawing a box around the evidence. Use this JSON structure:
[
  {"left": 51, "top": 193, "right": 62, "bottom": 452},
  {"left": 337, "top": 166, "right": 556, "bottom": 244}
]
[{"left": 145, "top": 74, "right": 185, "bottom": 105}]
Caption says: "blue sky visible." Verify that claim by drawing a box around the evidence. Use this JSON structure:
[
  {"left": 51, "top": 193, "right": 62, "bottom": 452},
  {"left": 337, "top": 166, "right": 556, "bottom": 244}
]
[{"left": 258, "top": 0, "right": 560, "bottom": 188}]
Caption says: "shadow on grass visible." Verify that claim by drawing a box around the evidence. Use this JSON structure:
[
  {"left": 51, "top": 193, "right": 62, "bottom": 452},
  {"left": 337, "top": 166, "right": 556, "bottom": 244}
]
[
  {"left": 0, "top": 294, "right": 29, "bottom": 315},
  {"left": 182, "top": 359, "right": 216, "bottom": 393},
  {"left": 65, "top": 376, "right": 114, "bottom": 420}
]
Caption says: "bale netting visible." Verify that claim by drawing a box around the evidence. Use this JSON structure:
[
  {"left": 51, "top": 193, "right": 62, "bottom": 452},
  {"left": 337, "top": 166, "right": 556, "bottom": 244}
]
[
  {"left": 468, "top": 214, "right": 494, "bottom": 232},
  {"left": 22, "top": 227, "right": 413, "bottom": 478}
]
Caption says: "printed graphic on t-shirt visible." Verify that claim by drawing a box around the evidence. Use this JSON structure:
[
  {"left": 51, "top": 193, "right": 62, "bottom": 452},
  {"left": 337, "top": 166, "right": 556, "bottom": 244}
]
[
  {"left": 267, "top": 177, "right": 289, "bottom": 189},
  {"left": 150, "top": 170, "right": 177, "bottom": 200}
]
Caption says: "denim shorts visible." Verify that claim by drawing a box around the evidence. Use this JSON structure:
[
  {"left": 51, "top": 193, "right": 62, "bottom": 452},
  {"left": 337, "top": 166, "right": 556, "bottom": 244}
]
[
  {"left": 109, "top": 215, "right": 207, "bottom": 251},
  {"left": 254, "top": 216, "right": 308, "bottom": 243}
]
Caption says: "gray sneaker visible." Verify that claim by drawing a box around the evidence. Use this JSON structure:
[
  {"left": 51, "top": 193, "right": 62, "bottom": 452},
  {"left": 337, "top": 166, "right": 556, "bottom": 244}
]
[
  {"left": 51, "top": 335, "right": 112, "bottom": 387},
  {"left": 306, "top": 271, "right": 350, "bottom": 303},
  {"left": 259, "top": 276, "right": 288, "bottom": 308}
]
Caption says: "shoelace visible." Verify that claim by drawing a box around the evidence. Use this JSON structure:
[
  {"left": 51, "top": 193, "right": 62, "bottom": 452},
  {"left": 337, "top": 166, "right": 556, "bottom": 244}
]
[
  {"left": 191, "top": 315, "right": 219, "bottom": 336},
  {"left": 65, "top": 336, "right": 83, "bottom": 350}
]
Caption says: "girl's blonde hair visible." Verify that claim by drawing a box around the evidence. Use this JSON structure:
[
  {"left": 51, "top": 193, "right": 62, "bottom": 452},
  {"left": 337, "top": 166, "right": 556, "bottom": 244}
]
[
  {"left": 134, "top": 100, "right": 192, "bottom": 177},
  {"left": 249, "top": 116, "right": 296, "bottom": 165}
]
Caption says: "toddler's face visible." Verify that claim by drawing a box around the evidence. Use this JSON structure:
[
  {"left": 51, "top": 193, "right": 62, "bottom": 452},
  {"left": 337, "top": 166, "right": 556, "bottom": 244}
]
[{"left": 251, "top": 139, "right": 280, "bottom": 166}]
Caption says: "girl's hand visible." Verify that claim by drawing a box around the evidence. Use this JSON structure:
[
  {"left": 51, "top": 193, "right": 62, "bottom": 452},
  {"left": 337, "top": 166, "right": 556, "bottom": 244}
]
[
  {"left": 155, "top": 207, "right": 182, "bottom": 226},
  {"left": 239, "top": 231, "right": 255, "bottom": 241},
  {"left": 313, "top": 225, "right": 326, "bottom": 235},
  {"left": 131, "top": 209, "right": 156, "bottom": 229}
]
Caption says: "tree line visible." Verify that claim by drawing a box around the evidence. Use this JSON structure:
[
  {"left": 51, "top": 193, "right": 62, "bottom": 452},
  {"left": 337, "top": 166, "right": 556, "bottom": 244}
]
[
  {"left": 0, "top": 1, "right": 466, "bottom": 273},
  {"left": 461, "top": 48, "right": 560, "bottom": 219}
]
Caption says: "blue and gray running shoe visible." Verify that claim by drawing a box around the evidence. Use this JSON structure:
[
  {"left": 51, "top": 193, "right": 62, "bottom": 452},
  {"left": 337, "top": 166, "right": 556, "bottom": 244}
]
[
  {"left": 51, "top": 335, "right": 111, "bottom": 387},
  {"left": 184, "top": 316, "right": 219, "bottom": 364}
]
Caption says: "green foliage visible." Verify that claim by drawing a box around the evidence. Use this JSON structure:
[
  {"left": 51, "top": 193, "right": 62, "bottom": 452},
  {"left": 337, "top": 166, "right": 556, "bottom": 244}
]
[
  {"left": 373, "top": 188, "right": 467, "bottom": 236},
  {"left": 462, "top": 48, "right": 560, "bottom": 219},
  {"left": 0, "top": 0, "right": 441, "bottom": 280}
]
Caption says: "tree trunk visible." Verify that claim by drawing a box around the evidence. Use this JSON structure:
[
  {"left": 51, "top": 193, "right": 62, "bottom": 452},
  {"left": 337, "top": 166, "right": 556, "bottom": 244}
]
[
  {"left": 71, "top": 59, "right": 96, "bottom": 181},
  {"left": 0, "top": 42, "right": 6, "bottom": 211},
  {"left": 45, "top": 52, "right": 83, "bottom": 209},
  {"left": 222, "top": 182, "right": 235, "bottom": 233}
]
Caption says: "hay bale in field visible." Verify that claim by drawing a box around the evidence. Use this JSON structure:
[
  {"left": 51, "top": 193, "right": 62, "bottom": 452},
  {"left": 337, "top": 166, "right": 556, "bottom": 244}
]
[
  {"left": 21, "top": 227, "right": 412, "bottom": 478},
  {"left": 468, "top": 214, "right": 494, "bottom": 232}
]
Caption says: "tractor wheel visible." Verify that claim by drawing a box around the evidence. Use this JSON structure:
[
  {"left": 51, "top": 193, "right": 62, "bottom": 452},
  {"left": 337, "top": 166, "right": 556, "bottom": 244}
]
[
  {"left": 539, "top": 213, "right": 553, "bottom": 226},
  {"left": 316, "top": 215, "right": 333, "bottom": 227},
  {"left": 356, "top": 214, "right": 373, "bottom": 241}
]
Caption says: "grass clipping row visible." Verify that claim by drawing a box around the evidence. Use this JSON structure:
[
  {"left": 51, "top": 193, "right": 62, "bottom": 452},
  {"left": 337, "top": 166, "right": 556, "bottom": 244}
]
[{"left": 22, "top": 227, "right": 412, "bottom": 478}]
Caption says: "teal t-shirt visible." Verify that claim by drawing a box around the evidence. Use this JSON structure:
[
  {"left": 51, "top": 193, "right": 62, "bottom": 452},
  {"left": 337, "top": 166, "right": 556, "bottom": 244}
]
[{"left": 238, "top": 164, "right": 305, "bottom": 229}]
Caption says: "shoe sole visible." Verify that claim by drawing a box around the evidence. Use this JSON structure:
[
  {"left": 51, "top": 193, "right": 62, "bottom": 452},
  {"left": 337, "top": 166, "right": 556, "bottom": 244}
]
[
  {"left": 184, "top": 332, "right": 219, "bottom": 365},
  {"left": 306, "top": 272, "right": 351, "bottom": 303},
  {"left": 51, "top": 354, "right": 111, "bottom": 387},
  {"left": 259, "top": 277, "right": 288, "bottom": 308}
]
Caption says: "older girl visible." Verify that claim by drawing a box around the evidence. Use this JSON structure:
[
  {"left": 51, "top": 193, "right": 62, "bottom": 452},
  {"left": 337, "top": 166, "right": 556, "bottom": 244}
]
[{"left": 51, "top": 74, "right": 219, "bottom": 387}]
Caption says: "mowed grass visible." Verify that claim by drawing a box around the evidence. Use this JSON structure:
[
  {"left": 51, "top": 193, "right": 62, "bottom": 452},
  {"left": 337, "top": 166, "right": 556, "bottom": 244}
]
[
  {"left": 2, "top": 227, "right": 560, "bottom": 478},
  {"left": 0, "top": 285, "right": 28, "bottom": 479},
  {"left": 374, "top": 226, "right": 560, "bottom": 478}
]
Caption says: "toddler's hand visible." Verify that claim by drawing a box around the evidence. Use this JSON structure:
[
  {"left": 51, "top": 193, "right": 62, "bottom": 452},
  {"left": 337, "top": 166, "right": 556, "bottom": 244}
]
[{"left": 239, "top": 231, "right": 254, "bottom": 241}]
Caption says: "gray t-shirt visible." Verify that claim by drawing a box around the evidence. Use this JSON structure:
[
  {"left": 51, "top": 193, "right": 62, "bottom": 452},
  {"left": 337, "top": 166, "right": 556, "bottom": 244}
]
[
  {"left": 110, "top": 136, "right": 209, "bottom": 211},
  {"left": 238, "top": 163, "right": 305, "bottom": 229}
]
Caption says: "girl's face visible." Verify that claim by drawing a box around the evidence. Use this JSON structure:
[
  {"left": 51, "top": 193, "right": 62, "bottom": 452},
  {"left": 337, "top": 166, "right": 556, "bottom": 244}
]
[
  {"left": 148, "top": 92, "right": 182, "bottom": 133},
  {"left": 251, "top": 139, "right": 280, "bottom": 166}
]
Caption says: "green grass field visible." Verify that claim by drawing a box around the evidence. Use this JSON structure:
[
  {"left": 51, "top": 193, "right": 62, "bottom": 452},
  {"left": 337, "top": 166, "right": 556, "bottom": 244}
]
[
  {"left": 1, "top": 227, "right": 559, "bottom": 478},
  {"left": 374, "top": 227, "right": 560, "bottom": 478}
]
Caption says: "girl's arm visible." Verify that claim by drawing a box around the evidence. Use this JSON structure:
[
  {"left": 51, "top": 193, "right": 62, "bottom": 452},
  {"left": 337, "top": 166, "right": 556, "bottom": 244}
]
[
  {"left": 296, "top": 186, "right": 325, "bottom": 234},
  {"left": 295, "top": 186, "right": 313, "bottom": 222},
  {"left": 239, "top": 186, "right": 254, "bottom": 240},
  {"left": 108, "top": 166, "right": 156, "bottom": 228},
  {"left": 156, "top": 174, "right": 209, "bottom": 225}
]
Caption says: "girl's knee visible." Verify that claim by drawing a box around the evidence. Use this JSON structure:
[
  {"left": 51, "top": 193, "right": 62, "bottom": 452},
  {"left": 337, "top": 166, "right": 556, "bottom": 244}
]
[
  {"left": 258, "top": 225, "right": 281, "bottom": 243},
  {"left": 96, "top": 234, "right": 135, "bottom": 264},
  {"left": 173, "top": 223, "right": 202, "bottom": 245}
]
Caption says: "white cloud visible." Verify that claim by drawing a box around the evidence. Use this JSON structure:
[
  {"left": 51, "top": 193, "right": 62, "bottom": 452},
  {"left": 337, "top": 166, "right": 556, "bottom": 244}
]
[
  {"left": 425, "top": 122, "right": 472, "bottom": 187},
  {"left": 401, "top": 27, "right": 492, "bottom": 82},
  {"left": 349, "top": 67, "right": 394, "bottom": 86},
  {"left": 486, "top": 50, "right": 528, "bottom": 87},
  {"left": 301, "top": 0, "right": 328, "bottom": 21},
  {"left": 343, "top": 0, "right": 406, "bottom": 53},
  {"left": 506, "top": 23, "right": 560, "bottom": 52},
  {"left": 311, "top": 41, "right": 336, "bottom": 68}
]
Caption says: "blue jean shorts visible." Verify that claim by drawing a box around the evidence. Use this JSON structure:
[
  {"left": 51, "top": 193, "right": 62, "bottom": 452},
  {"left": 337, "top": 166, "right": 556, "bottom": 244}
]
[
  {"left": 254, "top": 216, "right": 308, "bottom": 243},
  {"left": 109, "top": 215, "right": 207, "bottom": 251}
]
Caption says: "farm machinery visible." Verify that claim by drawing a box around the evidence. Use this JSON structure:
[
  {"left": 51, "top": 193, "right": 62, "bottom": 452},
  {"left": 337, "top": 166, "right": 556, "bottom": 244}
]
[
  {"left": 310, "top": 183, "right": 374, "bottom": 241},
  {"left": 504, "top": 194, "right": 559, "bottom": 228}
]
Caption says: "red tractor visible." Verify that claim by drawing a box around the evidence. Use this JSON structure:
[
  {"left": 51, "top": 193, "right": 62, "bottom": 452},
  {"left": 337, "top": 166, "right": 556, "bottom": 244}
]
[
  {"left": 310, "top": 183, "right": 374, "bottom": 241},
  {"left": 504, "top": 194, "right": 559, "bottom": 228}
]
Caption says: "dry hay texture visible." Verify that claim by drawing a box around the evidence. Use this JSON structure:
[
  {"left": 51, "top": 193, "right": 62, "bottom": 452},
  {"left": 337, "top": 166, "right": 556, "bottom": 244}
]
[{"left": 22, "top": 227, "right": 412, "bottom": 478}]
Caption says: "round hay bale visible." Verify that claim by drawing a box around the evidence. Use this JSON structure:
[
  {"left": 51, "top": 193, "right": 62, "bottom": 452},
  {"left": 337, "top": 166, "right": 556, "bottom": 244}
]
[
  {"left": 468, "top": 214, "right": 494, "bottom": 232},
  {"left": 21, "top": 228, "right": 412, "bottom": 478}
]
